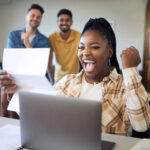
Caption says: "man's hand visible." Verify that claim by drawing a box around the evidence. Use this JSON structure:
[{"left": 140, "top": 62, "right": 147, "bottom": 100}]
[
  {"left": 21, "top": 32, "right": 32, "bottom": 48},
  {"left": 0, "top": 70, "right": 18, "bottom": 94},
  {"left": 120, "top": 46, "right": 141, "bottom": 69}
]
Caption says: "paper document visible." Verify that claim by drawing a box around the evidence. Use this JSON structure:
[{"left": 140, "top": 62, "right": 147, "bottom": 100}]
[
  {"left": 0, "top": 124, "right": 21, "bottom": 150},
  {"left": 3, "top": 48, "right": 57, "bottom": 114}
]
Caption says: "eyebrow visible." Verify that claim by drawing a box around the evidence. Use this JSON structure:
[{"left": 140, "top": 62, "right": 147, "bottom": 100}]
[
  {"left": 90, "top": 42, "right": 101, "bottom": 45},
  {"left": 79, "top": 42, "right": 101, "bottom": 45}
]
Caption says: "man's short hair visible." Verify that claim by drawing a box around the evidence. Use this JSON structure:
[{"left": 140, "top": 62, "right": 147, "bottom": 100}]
[
  {"left": 57, "top": 9, "right": 72, "bottom": 19},
  {"left": 27, "top": 4, "right": 44, "bottom": 15}
]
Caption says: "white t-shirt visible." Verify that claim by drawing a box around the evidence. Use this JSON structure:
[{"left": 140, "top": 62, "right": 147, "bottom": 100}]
[
  {"left": 79, "top": 75, "right": 103, "bottom": 101},
  {"left": 28, "top": 35, "right": 35, "bottom": 44}
]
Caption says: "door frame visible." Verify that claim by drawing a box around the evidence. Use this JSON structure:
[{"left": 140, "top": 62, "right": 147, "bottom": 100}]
[{"left": 142, "top": 0, "right": 150, "bottom": 88}]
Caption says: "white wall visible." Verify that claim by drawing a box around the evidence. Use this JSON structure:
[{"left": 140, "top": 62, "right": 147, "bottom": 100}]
[{"left": 0, "top": 0, "right": 147, "bottom": 70}]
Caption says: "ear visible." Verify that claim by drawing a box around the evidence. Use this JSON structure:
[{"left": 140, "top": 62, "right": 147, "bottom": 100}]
[
  {"left": 57, "top": 19, "right": 59, "bottom": 25},
  {"left": 25, "top": 13, "right": 29, "bottom": 22},
  {"left": 108, "top": 48, "right": 113, "bottom": 59},
  {"left": 25, "top": 15, "right": 27, "bottom": 21}
]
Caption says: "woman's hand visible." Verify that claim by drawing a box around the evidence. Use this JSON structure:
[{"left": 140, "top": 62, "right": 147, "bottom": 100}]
[
  {"left": 0, "top": 70, "right": 18, "bottom": 94},
  {"left": 120, "top": 46, "right": 141, "bottom": 69}
]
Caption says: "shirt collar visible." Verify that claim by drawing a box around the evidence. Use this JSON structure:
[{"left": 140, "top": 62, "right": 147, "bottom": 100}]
[
  {"left": 103, "top": 68, "right": 120, "bottom": 84},
  {"left": 56, "top": 29, "right": 75, "bottom": 42},
  {"left": 76, "top": 68, "right": 120, "bottom": 85},
  {"left": 21, "top": 27, "right": 39, "bottom": 35},
  {"left": 21, "top": 27, "right": 26, "bottom": 32}
]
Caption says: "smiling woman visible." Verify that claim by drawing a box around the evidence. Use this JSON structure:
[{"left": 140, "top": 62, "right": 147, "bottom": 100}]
[
  {"left": 54, "top": 18, "right": 150, "bottom": 136},
  {"left": 78, "top": 30, "right": 113, "bottom": 84}
]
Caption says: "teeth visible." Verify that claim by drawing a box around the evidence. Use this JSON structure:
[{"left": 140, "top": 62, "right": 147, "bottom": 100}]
[{"left": 83, "top": 60, "right": 95, "bottom": 63}]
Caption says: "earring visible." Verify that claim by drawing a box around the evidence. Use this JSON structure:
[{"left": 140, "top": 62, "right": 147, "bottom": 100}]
[{"left": 107, "top": 58, "right": 111, "bottom": 67}]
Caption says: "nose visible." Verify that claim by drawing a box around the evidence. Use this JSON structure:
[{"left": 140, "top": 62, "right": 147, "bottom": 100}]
[
  {"left": 83, "top": 47, "right": 90, "bottom": 56},
  {"left": 62, "top": 20, "right": 68, "bottom": 25},
  {"left": 33, "top": 17, "right": 37, "bottom": 21},
  {"left": 33, "top": 16, "right": 39, "bottom": 21}
]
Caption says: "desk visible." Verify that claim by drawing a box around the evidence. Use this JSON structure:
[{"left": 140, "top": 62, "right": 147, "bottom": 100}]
[{"left": 0, "top": 117, "right": 140, "bottom": 150}]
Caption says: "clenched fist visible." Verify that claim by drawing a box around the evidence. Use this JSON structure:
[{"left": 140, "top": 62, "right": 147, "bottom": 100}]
[
  {"left": 120, "top": 46, "right": 141, "bottom": 69},
  {"left": 21, "top": 32, "right": 32, "bottom": 48}
]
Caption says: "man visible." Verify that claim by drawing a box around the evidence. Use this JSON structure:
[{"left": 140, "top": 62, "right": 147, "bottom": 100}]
[
  {"left": 49, "top": 9, "right": 81, "bottom": 84},
  {"left": 1, "top": 4, "right": 49, "bottom": 118},
  {"left": 7, "top": 4, "right": 49, "bottom": 48}
]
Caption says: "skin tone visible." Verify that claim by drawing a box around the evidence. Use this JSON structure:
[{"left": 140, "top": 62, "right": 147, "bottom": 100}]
[
  {"left": 121, "top": 47, "right": 141, "bottom": 69},
  {"left": 49, "top": 13, "right": 73, "bottom": 85},
  {"left": 78, "top": 30, "right": 141, "bottom": 84},
  {"left": 0, "top": 30, "right": 141, "bottom": 95},
  {"left": 57, "top": 14, "right": 72, "bottom": 40},
  {"left": 0, "top": 71, "right": 17, "bottom": 94},
  {"left": 21, "top": 9, "right": 42, "bottom": 48}
]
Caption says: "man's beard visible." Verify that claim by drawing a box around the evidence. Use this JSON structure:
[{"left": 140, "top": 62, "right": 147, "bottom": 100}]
[
  {"left": 31, "top": 25, "right": 39, "bottom": 30},
  {"left": 60, "top": 25, "right": 70, "bottom": 33},
  {"left": 61, "top": 29, "right": 69, "bottom": 33},
  {"left": 29, "top": 23, "right": 39, "bottom": 30}
]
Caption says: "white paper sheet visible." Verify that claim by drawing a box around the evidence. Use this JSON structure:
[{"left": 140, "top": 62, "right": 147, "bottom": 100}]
[
  {"left": 12, "top": 74, "right": 54, "bottom": 90},
  {"left": 3, "top": 48, "right": 49, "bottom": 76},
  {"left": 0, "top": 124, "right": 21, "bottom": 150},
  {"left": 3, "top": 48, "right": 57, "bottom": 114}
]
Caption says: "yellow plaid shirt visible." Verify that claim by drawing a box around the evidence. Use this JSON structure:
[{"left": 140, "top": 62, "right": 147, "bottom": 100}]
[{"left": 55, "top": 67, "right": 150, "bottom": 135}]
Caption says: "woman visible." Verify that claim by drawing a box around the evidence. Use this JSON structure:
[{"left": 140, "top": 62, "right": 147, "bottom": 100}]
[{"left": 54, "top": 18, "right": 150, "bottom": 135}]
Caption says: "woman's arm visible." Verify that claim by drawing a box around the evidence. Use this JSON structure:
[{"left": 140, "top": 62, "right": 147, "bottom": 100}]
[
  {"left": 123, "top": 67, "right": 150, "bottom": 132},
  {"left": 121, "top": 46, "right": 150, "bottom": 132},
  {"left": 0, "top": 70, "right": 18, "bottom": 117}
]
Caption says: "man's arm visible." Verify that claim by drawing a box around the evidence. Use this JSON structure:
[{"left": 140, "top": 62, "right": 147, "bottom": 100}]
[{"left": 21, "top": 32, "right": 32, "bottom": 48}]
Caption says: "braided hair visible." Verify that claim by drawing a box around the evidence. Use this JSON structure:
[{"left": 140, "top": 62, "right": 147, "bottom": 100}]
[{"left": 81, "top": 18, "right": 121, "bottom": 73}]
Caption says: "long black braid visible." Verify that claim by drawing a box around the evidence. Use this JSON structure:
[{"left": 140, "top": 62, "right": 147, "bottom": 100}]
[{"left": 81, "top": 18, "right": 121, "bottom": 73}]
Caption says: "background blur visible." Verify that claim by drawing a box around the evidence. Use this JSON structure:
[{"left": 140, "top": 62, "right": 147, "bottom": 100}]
[{"left": 0, "top": 0, "right": 147, "bottom": 70}]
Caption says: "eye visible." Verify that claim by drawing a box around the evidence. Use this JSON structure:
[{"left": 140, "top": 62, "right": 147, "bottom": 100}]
[
  {"left": 31, "top": 14, "right": 35, "bottom": 18},
  {"left": 78, "top": 45, "right": 84, "bottom": 50},
  {"left": 37, "top": 16, "right": 41, "bottom": 20},
  {"left": 65, "top": 19, "right": 70, "bottom": 22},
  {"left": 59, "top": 19, "right": 64, "bottom": 22},
  {"left": 91, "top": 46, "right": 100, "bottom": 49}
]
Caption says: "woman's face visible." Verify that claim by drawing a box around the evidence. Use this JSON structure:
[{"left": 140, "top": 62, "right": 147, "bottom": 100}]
[{"left": 78, "top": 30, "right": 113, "bottom": 82}]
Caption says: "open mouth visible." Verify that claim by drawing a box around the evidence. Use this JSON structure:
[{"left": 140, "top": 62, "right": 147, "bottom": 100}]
[{"left": 83, "top": 60, "right": 96, "bottom": 72}]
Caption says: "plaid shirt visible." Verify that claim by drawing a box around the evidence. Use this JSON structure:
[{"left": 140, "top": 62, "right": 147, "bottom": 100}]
[{"left": 55, "top": 67, "right": 150, "bottom": 135}]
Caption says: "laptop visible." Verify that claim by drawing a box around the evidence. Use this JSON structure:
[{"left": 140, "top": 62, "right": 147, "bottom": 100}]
[{"left": 19, "top": 91, "right": 115, "bottom": 150}]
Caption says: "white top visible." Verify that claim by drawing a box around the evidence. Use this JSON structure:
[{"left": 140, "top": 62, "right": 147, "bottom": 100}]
[
  {"left": 79, "top": 75, "right": 102, "bottom": 101},
  {"left": 28, "top": 35, "right": 35, "bottom": 44}
]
